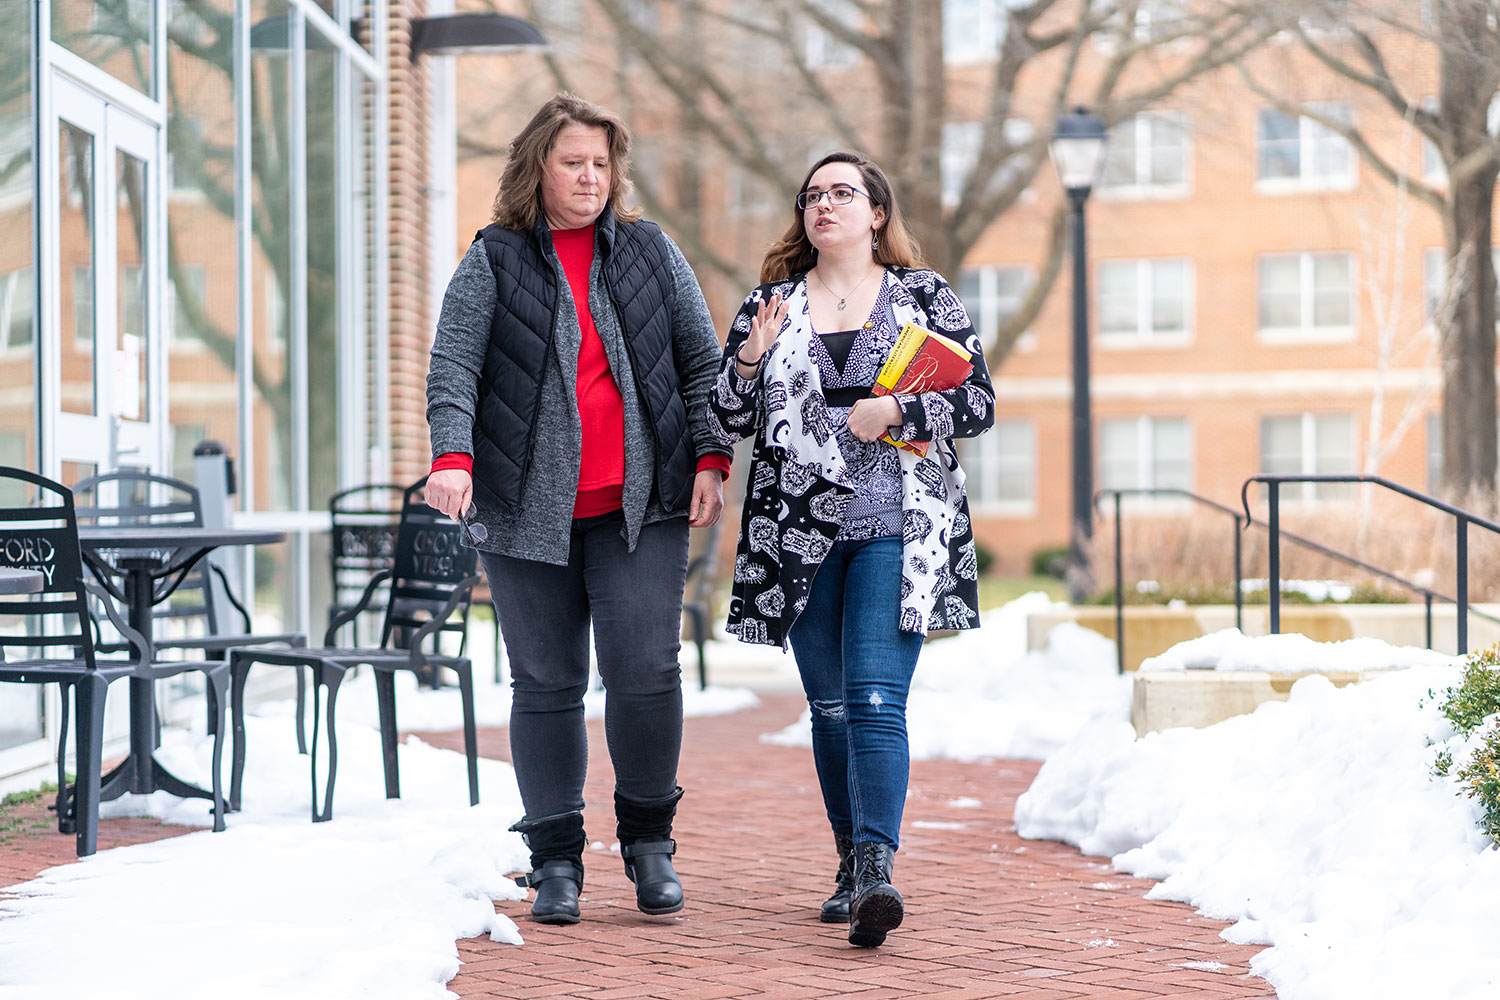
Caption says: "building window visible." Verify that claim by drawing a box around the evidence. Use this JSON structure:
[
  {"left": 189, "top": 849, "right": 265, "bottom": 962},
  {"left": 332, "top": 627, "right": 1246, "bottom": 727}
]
[
  {"left": 1261, "top": 413, "right": 1356, "bottom": 501},
  {"left": 1099, "top": 416, "right": 1192, "bottom": 499},
  {"left": 1100, "top": 112, "right": 1190, "bottom": 196},
  {"left": 958, "top": 264, "right": 1034, "bottom": 349},
  {"left": 1427, "top": 412, "right": 1442, "bottom": 493},
  {"left": 941, "top": 121, "right": 979, "bottom": 208},
  {"left": 944, "top": 0, "right": 1010, "bottom": 63},
  {"left": 1420, "top": 247, "right": 1500, "bottom": 328},
  {"left": 963, "top": 417, "right": 1034, "bottom": 511},
  {"left": 0, "top": 267, "right": 33, "bottom": 351},
  {"left": 942, "top": 119, "right": 1033, "bottom": 208},
  {"left": 170, "top": 265, "right": 207, "bottom": 348},
  {"left": 1098, "top": 258, "right": 1192, "bottom": 343},
  {"left": 1256, "top": 252, "right": 1353, "bottom": 341},
  {"left": 805, "top": 0, "right": 860, "bottom": 69},
  {"left": 1256, "top": 104, "right": 1354, "bottom": 189},
  {"left": 1132, "top": 0, "right": 1186, "bottom": 40},
  {"left": 72, "top": 265, "right": 94, "bottom": 347}
]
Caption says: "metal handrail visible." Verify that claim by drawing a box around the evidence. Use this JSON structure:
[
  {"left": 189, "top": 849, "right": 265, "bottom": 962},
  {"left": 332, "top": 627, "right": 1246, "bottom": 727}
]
[
  {"left": 1096, "top": 489, "right": 1246, "bottom": 675},
  {"left": 1241, "top": 474, "right": 1500, "bottom": 654},
  {"left": 1098, "top": 482, "right": 1500, "bottom": 673}
]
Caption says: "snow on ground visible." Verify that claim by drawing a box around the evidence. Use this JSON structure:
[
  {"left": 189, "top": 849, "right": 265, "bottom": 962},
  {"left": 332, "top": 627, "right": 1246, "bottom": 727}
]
[
  {"left": 0, "top": 645, "right": 760, "bottom": 1000},
  {"left": 763, "top": 591, "right": 1132, "bottom": 760},
  {"left": 1017, "top": 634, "right": 1500, "bottom": 1000},
  {"left": 5, "top": 593, "right": 1500, "bottom": 1000}
]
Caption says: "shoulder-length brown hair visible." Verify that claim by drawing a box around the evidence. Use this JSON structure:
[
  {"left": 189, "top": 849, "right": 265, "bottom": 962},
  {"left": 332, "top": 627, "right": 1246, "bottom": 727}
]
[
  {"left": 491, "top": 92, "right": 642, "bottom": 231},
  {"left": 759, "top": 151, "right": 925, "bottom": 284}
]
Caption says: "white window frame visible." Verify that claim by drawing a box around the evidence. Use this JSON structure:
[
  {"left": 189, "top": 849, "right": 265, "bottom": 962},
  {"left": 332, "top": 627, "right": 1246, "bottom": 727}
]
[
  {"left": 1098, "top": 111, "right": 1191, "bottom": 200},
  {"left": 1098, "top": 415, "right": 1193, "bottom": 508},
  {"left": 962, "top": 417, "right": 1035, "bottom": 515},
  {"left": 1260, "top": 412, "right": 1357, "bottom": 502},
  {"left": 0, "top": 267, "right": 34, "bottom": 353},
  {"left": 1423, "top": 246, "right": 1500, "bottom": 332},
  {"left": 959, "top": 264, "right": 1036, "bottom": 352},
  {"left": 1097, "top": 257, "right": 1193, "bottom": 346},
  {"left": 1256, "top": 251, "right": 1355, "bottom": 344},
  {"left": 941, "top": 118, "right": 1034, "bottom": 209},
  {"left": 1255, "top": 103, "right": 1356, "bottom": 193},
  {"left": 944, "top": 0, "right": 1004, "bottom": 63},
  {"left": 805, "top": 0, "right": 860, "bottom": 69}
]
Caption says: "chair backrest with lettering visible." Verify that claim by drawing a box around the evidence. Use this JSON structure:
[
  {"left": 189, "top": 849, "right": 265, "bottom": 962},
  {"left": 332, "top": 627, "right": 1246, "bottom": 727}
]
[
  {"left": 71, "top": 470, "right": 220, "bottom": 638},
  {"left": 0, "top": 467, "right": 96, "bottom": 670},
  {"left": 328, "top": 483, "right": 403, "bottom": 623},
  {"left": 378, "top": 478, "right": 477, "bottom": 656}
]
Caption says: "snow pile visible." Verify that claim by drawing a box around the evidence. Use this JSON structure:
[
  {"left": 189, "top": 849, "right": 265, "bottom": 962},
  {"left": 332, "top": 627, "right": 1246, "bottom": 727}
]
[{"left": 1017, "top": 633, "right": 1500, "bottom": 1000}]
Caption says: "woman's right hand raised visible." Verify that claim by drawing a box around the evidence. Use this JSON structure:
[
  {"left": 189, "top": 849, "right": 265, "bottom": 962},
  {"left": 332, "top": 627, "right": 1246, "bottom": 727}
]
[
  {"left": 736, "top": 292, "right": 789, "bottom": 370},
  {"left": 424, "top": 468, "right": 474, "bottom": 520}
]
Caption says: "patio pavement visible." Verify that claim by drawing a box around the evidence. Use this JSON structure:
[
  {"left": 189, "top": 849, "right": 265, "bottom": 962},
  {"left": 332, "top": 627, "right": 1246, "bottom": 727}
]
[{"left": 1, "top": 686, "right": 1279, "bottom": 998}]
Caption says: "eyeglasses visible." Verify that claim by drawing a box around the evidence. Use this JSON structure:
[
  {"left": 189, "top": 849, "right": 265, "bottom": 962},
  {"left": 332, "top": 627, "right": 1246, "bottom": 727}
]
[
  {"left": 458, "top": 505, "right": 488, "bottom": 546},
  {"left": 796, "top": 184, "right": 872, "bottom": 210}
]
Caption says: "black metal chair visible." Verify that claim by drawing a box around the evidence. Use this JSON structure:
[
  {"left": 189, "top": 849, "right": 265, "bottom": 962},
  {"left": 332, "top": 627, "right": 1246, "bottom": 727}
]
[
  {"left": 327, "top": 483, "right": 404, "bottom": 646},
  {"left": 0, "top": 466, "right": 230, "bottom": 856},
  {"left": 229, "top": 479, "right": 481, "bottom": 822},
  {"left": 71, "top": 470, "right": 308, "bottom": 744}
]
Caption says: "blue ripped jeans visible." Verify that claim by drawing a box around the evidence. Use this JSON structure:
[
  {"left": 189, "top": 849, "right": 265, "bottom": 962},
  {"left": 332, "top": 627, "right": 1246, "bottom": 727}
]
[{"left": 788, "top": 536, "right": 923, "bottom": 849}]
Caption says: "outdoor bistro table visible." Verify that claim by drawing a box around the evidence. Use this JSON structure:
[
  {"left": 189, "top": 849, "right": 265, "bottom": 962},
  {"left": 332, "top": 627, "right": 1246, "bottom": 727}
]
[
  {"left": 77, "top": 525, "right": 287, "bottom": 809},
  {"left": 0, "top": 566, "right": 45, "bottom": 595}
]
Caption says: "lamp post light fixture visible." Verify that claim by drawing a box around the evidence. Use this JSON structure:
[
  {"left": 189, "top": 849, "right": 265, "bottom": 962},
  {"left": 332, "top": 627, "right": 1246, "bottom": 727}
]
[
  {"left": 408, "top": 13, "right": 548, "bottom": 60},
  {"left": 1049, "top": 106, "right": 1110, "bottom": 604}
]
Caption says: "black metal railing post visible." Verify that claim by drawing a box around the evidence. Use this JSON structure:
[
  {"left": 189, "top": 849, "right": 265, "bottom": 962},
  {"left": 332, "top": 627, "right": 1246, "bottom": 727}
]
[
  {"left": 1267, "top": 481, "right": 1280, "bottom": 635},
  {"left": 1233, "top": 515, "right": 1244, "bottom": 633},
  {"left": 1457, "top": 516, "right": 1468, "bottom": 654},
  {"left": 1425, "top": 592, "right": 1433, "bottom": 650},
  {"left": 1113, "top": 492, "right": 1125, "bottom": 675}
]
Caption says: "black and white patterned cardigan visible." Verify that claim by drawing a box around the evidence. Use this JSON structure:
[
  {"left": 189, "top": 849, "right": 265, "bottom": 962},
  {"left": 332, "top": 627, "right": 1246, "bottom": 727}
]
[{"left": 707, "top": 267, "right": 995, "bottom": 648}]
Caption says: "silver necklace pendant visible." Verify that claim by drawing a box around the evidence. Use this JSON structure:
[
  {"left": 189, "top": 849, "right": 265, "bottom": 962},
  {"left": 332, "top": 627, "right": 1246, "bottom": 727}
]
[{"left": 837, "top": 298, "right": 847, "bottom": 310}]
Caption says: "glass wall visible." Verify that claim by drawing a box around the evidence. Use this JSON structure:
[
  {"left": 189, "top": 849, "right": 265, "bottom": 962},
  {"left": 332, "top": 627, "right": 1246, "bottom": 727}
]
[
  {"left": 52, "top": 0, "right": 155, "bottom": 96},
  {"left": 166, "top": 0, "right": 240, "bottom": 484},
  {"left": 0, "top": 3, "right": 37, "bottom": 753}
]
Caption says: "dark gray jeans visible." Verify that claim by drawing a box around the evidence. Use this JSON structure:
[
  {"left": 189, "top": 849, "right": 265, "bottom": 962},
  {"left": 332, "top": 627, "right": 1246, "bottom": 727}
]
[{"left": 479, "top": 511, "right": 689, "bottom": 820}]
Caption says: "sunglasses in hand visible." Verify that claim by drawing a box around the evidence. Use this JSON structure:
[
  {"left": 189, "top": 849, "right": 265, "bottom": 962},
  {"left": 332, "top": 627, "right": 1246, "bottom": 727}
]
[{"left": 458, "top": 504, "right": 488, "bottom": 546}]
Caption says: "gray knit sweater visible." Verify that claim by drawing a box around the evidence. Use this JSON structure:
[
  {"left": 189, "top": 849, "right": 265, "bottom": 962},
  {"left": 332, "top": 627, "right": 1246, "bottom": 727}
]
[{"left": 425, "top": 226, "right": 724, "bottom": 565}]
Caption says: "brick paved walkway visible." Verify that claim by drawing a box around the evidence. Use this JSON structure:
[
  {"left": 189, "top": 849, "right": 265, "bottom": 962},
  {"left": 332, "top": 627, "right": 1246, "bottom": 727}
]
[{"left": 1, "top": 692, "right": 1278, "bottom": 998}]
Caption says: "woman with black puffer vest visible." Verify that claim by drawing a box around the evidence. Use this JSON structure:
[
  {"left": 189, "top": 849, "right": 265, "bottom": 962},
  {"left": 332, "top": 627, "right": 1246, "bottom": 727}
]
[{"left": 424, "top": 93, "right": 730, "bottom": 926}]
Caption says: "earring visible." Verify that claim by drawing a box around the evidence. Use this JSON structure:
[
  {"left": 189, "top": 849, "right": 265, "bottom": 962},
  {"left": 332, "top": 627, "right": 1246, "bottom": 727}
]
[{"left": 872, "top": 231, "right": 880, "bottom": 253}]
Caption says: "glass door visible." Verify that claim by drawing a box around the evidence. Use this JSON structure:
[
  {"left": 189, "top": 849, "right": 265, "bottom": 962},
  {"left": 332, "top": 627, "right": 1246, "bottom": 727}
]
[{"left": 51, "top": 74, "right": 162, "bottom": 477}]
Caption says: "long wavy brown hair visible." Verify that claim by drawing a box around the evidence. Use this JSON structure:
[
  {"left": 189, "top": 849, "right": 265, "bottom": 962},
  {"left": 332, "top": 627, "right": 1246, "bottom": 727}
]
[
  {"left": 759, "top": 151, "right": 925, "bottom": 284},
  {"left": 491, "top": 93, "right": 642, "bottom": 230}
]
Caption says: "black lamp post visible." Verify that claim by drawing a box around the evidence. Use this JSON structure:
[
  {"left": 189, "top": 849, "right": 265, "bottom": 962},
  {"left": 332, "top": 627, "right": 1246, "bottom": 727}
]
[{"left": 1049, "top": 107, "right": 1109, "bottom": 604}]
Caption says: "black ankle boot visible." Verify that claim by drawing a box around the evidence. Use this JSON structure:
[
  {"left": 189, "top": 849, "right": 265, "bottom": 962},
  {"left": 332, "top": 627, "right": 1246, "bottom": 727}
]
[
  {"left": 510, "top": 811, "right": 586, "bottom": 925},
  {"left": 848, "top": 842, "right": 902, "bottom": 947},
  {"left": 819, "top": 832, "right": 855, "bottom": 923},
  {"left": 615, "top": 787, "right": 685, "bottom": 915}
]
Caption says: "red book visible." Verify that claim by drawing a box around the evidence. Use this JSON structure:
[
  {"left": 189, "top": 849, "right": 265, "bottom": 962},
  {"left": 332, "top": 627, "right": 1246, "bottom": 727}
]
[{"left": 869, "top": 321, "right": 974, "bottom": 456}]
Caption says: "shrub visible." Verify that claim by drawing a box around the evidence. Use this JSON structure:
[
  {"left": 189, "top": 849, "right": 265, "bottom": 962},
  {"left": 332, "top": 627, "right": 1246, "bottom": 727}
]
[
  {"left": 1430, "top": 644, "right": 1500, "bottom": 845},
  {"left": 1031, "top": 545, "right": 1068, "bottom": 580},
  {"left": 1435, "top": 645, "right": 1500, "bottom": 737}
]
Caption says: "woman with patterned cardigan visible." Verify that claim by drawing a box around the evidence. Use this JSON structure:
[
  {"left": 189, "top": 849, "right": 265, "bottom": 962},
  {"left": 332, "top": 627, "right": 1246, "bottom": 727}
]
[{"left": 706, "top": 151, "right": 995, "bottom": 948}]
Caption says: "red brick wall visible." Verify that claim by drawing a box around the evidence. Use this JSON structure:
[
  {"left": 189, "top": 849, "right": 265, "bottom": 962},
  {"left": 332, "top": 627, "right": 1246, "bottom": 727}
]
[{"left": 387, "top": 0, "right": 434, "bottom": 485}]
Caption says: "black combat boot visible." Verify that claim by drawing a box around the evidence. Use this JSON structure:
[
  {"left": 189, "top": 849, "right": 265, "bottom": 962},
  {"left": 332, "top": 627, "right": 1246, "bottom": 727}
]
[
  {"left": 847, "top": 841, "right": 902, "bottom": 947},
  {"left": 819, "top": 832, "right": 856, "bottom": 923},
  {"left": 510, "top": 811, "right": 586, "bottom": 925},
  {"left": 615, "top": 786, "right": 685, "bottom": 915}
]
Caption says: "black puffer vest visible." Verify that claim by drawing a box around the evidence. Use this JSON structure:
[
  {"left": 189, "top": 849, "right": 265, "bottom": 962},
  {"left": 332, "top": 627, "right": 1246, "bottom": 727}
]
[{"left": 470, "top": 215, "right": 695, "bottom": 516}]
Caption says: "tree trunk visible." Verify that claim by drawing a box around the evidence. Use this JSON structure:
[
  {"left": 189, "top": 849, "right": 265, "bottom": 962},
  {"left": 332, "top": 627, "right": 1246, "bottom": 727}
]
[{"left": 1440, "top": 175, "right": 1499, "bottom": 508}]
